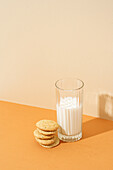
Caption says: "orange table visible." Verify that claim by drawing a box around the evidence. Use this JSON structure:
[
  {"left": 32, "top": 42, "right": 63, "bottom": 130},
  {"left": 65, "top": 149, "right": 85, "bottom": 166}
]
[{"left": 0, "top": 101, "right": 113, "bottom": 170}]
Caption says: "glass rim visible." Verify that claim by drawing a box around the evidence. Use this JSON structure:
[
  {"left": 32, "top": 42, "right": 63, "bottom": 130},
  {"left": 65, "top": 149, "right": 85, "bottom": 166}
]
[{"left": 55, "top": 77, "right": 84, "bottom": 91}]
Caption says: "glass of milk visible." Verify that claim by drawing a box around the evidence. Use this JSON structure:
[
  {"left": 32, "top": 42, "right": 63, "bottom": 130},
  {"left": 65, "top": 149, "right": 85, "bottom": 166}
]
[{"left": 55, "top": 78, "right": 84, "bottom": 142}]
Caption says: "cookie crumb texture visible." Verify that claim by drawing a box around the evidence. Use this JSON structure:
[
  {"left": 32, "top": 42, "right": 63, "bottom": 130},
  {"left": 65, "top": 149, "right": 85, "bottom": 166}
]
[
  {"left": 36, "top": 120, "right": 59, "bottom": 132},
  {"left": 39, "top": 136, "right": 60, "bottom": 148},
  {"left": 34, "top": 129, "right": 54, "bottom": 140},
  {"left": 37, "top": 128, "right": 56, "bottom": 136},
  {"left": 35, "top": 136, "right": 56, "bottom": 146},
  {"left": 34, "top": 119, "right": 60, "bottom": 148}
]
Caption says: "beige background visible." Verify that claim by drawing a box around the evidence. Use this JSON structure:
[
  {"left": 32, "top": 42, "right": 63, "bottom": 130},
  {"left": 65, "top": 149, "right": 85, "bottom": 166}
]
[{"left": 0, "top": 0, "right": 113, "bottom": 119}]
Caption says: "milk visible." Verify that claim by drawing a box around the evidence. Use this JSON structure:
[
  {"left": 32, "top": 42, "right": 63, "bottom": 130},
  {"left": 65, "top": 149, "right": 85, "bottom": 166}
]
[{"left": 57, "top": 97, "right": 82, "bottom": 136}]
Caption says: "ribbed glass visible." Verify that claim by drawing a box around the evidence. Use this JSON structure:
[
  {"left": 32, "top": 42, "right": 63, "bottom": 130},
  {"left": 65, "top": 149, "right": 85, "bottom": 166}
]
[{"left": 55, "top": 78, "right": 84, "bottom": 142}]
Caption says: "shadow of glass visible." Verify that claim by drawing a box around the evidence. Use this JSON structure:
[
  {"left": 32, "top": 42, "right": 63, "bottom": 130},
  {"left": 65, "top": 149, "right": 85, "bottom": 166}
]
[
  {"left": 82, "top": 118, "right": 113, "bottom": 139},
  {"left": 98, "top": 94, "right": 113, "bottom": 121}
]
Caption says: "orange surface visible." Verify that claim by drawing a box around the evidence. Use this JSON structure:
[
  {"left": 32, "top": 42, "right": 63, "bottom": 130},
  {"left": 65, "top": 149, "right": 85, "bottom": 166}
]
[{"left": 0, "top": 101, "right": 113, "bottom": 170}]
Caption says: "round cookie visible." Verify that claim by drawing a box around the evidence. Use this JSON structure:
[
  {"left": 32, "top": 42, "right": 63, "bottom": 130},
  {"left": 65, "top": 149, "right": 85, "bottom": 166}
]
[
  {"left": 35, "top": 136, "right": 56, "bottom": 146},
  {"left": 39, "top": 136, "right": 60, "bottom": 148},
  {"left": 36, "top": 120, "right": 59, "bottom": 132},
  {"left": 34, "top": 129, "right": 54, "bottom": 140},
  {"left": 37, "top": 128, "right": 56, "bottom": 136}
]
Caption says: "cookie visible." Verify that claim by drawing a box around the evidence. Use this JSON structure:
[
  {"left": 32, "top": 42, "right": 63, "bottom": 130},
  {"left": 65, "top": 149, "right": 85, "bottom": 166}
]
[
  {"left": 34, "top": 129, "right": 54, "bottom": 140},
  {"left": 35, "top": 136, "right": 56, "bottom": 146},
  {"left": 36, "top": 120, "right": 59, "bottom": 132},
  {"left": 37, "top": 128, "right": 56, "bottom": 136},
  {"left": 39, "top": 136, "right": 60, "bottom": 148}
]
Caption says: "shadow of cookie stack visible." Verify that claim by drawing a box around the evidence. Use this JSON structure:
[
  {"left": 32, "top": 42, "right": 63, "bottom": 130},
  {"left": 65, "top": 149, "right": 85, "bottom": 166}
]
[{"left": 34, "top": 120, "right": 60, "bottom": 148}]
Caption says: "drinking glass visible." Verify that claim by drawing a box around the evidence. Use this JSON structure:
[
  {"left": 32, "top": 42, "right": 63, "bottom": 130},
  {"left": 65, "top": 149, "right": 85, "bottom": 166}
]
[{"left": 55, "top": 78, "right": 84, "bottom": 142}]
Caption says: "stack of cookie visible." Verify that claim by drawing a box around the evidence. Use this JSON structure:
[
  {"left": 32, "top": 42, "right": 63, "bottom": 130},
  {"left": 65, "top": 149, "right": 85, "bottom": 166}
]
[{"left": 34, "top": 120, "right": 60, "bottom": 148}]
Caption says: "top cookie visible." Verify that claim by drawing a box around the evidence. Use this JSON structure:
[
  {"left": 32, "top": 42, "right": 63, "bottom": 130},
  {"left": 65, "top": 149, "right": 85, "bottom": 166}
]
[{"left": 36, "top": 120, "right": 59, "bottom": 132}]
